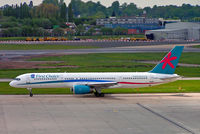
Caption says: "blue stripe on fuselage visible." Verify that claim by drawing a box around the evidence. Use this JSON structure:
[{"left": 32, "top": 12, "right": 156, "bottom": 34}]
[{"left": 18, "top": 79, "right": 114, "bottom": 85}]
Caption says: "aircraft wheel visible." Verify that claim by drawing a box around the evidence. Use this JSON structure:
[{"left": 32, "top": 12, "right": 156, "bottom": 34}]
[
  {"left": 27, "top": 88, "right": 33, "bottom": 97},
  {"left": 94, "top": 92, "right": 104, "bottom": 97},
  {"left": 94, "top": 92, "right": 100, "bottom": 97},
  {"left": 30, "top": 93, "right": 33, "bottom": 97},
  {"left": 100, "top": 93, "right": 104, "bottom": 97}
]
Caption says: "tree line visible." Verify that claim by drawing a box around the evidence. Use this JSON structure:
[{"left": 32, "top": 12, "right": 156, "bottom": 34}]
[
  {"left": 1, "top": 0, "right": 200, "bottom": 21},
  {"left": 2, "top": 0, "right": 69, "bottom": 21},
  {"left": 68, "top": 0, "right": 200, "bottom": 20},
  {"left": 0, "top": 0, "right": 200, "bottom": 37},
  {"left": 0, "top": 0, "right": 71, "bottom": 37}
]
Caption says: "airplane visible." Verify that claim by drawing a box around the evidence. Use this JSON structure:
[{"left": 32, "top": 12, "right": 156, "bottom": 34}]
[{"left": 9, "top": 46, "right": 184, "bottom": 97}]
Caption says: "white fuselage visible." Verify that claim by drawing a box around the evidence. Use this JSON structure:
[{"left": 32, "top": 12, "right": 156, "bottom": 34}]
[{"left": 9, "top": 72, "right": 179, "bottom": 89}]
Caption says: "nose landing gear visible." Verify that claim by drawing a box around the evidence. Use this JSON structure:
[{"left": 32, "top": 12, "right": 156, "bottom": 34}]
[{"left": 27, "top": 88, "right": 33, "bottom": 97}]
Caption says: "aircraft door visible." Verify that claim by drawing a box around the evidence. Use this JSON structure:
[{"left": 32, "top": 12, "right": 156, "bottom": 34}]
[
  {"left": 148, "top": 75, "right": 155, "bottom": 87},
  {"left": 118, "top": 76, "right": 123, "bottom": 82},
  {"left": 26, "top": 75, "right": 31, "bottom": 88},
  {"left": 148, "top": 75, "right": 153, "bottom": 83},
  {"left": 26, "top": 76, "right": 30, "bottom": 84}
]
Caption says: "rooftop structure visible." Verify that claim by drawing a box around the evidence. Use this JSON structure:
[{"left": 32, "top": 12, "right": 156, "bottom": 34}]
[
  {"left": 96, "top": 17, "right": 164, "bottom": 34},
  {"left": 146, "top": 22, "right": 200, "bottom": 40}
]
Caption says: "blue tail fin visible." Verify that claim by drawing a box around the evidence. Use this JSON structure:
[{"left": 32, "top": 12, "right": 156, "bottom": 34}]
[{"left": 150, "top": 46, "right": 184, "bottom": 74}]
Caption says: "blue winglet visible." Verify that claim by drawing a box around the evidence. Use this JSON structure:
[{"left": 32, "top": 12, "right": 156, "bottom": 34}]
[{"left": 149, "top": 46, "right": 184, "bottom": 74}]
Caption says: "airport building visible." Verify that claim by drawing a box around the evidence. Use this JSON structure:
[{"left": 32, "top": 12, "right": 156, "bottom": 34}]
[
  {"left": 146, "top": 22, "right": 200, "bottom": 40},
  {"left": 96, "top": 17, "right": 164, "bottom": 34}
]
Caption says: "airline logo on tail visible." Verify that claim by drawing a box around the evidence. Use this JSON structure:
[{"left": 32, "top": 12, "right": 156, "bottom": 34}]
[
  {"left": 150, "top": 46, "right": 184, "bottom": 74},
  {"left": 160, "top": 52, "right": 177, "bottom": 69}
]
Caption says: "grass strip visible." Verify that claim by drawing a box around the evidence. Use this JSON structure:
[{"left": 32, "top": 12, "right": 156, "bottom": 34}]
[{"left": 0, "top": 80, "right": 199, "bottom": 95}]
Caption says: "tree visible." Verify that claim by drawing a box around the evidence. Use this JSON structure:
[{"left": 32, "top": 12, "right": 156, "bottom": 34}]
[
  {"left": 113, "top": 27, "right": 128, "bottom": 35},
  {"left": 60, "top": 3, "right": 67, "bottom": 21},
  {"left": 21, "top": 26, "right": 33, "bottom": 36},
  {"left": 68, "top": 2, "right": 73, "bottom": 22},
  {"left": 193, "top": 17, "right": 200, "bottom": 22},
  {"left": 59, "top": 0, "right": 64, "bottom": 6},
  {"left": 111, "top": 11, "right": 116, "bottom": 17},
  {"left": 32, "top": 18, "right": 53, "bottom": 29},
  {"left": 0, "top": 22, "right": 18, "bottom": 28},
  {"left": 52, "top": 27, "right": 64, "bottom": 36},
  {"left": 3, "top": 6, "right": 15, "bottom": 16},
  {"left": 32, "top": 27, "right": 47, "bottom": 36},
  {"left": 22, "top": 2, "right": 31, "bottom": 18},
  {"left": 94, "top": 11, "right": 106, "bottom": 18},
  {"left": 35, "top": 3, "right": 59, "bottom": 18},
  {"left": 111, "top": 1, "right": 120, "bottom": 16},
  {"left": 76, "top": 24, "right": 85, "bottom": 35},
  {"left": 70, "top": 0, "right": 84, "bottom": 17},
  {"left": 122, "top": 3, "right": 138, "bottom": 16},
  {"left": 87, "top": 27, "right": 95, "bottom": 35},
  {"left": 19, "top": 3, "right": 23, "bottom": 18},
  {"left": 2, "top": 29, "right": 10, "bottom": 37},
  {"left": 9, "top": 27, "right": 22, "bottom": 36},
  {"left": 0, "top": 10, "right": 3, "bottom": 19},
  {"left": 15, "top": 5, "right": 20, "bottom": 18},
  {"left": 43, "top": 0, "right": 59, "bottom": 6},
  {"left": 101, "top": 27, "right": 113, "bottom": 35},
  {"left": 29, "top": 1, "right": 33, "bottom": 8}
]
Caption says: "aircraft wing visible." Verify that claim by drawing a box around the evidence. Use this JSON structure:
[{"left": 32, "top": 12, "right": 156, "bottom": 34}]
[{"left": 86, "top": 82, "right": 118, "bottom": 88}]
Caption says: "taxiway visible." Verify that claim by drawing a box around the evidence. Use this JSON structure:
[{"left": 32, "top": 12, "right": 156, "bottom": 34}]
[
  {"left": 0, "top": 93, "right": 199, "bottom": 134},
  {"left": 0, "top": 44, "right": 200, "bottom": 60}
]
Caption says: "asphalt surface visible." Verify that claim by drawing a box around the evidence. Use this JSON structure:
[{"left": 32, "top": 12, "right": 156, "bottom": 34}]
[
  {"left": 0, "top": 45, "right": 200, "bottom": 60},
  {"left": 1, "top": 40, "right": 200, "bottom": 47},
  {"left": 0, "top": 93, "right": 200, "bottom": 134}
]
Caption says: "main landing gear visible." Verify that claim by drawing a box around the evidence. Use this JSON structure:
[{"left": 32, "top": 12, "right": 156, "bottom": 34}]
[
  {"left": 27, "top": 88, "right": 33, "bottom": 97},
  {"left": 94, "top": 89, "right": 104, "bottom": 97}
]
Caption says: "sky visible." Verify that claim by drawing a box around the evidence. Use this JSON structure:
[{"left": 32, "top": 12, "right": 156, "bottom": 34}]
[{"left": 0, "top": 0, "right": 200, "bottom": 8}]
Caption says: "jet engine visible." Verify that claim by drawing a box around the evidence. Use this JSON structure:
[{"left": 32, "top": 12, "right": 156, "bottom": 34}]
[{"left": 71, "top": 85, "right": 92, "bottom": 94}]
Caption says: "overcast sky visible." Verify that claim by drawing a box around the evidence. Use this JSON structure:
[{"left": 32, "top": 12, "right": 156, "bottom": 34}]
[{"left": 1, "top": 0, "right": 200, "bottom": 8}]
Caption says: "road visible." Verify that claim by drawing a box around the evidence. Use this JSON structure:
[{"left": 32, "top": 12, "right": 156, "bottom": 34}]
[
  {"left": 1, "top": 40, "right": 200, "bottom": 46},
  {"left": 0, "top": 44, "right": 200, "bottom": 59}
]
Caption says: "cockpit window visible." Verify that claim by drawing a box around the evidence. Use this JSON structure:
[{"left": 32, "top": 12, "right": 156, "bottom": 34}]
[{"left": 14, "top": 78, "right": 21, "bottom": 81}]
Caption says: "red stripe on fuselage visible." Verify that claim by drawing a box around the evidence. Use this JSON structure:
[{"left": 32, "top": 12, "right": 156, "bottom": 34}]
[{"left": 118, "top": 82, "right": 160, "bottom": 85}]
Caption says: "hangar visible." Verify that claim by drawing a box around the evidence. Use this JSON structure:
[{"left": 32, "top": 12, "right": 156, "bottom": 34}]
[{"left": 146, "top": 22, "right": 200, "bottom": 40}]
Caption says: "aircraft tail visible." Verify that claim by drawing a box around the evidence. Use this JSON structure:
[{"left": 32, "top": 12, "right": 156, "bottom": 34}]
[{"left": 149, "top": 46, "right": 184, "bottom": 74}]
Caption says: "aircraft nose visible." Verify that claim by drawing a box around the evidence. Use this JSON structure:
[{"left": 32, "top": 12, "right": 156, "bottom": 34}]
[{"left": 9, "top": 81, "right": 15, "bottom": 87}]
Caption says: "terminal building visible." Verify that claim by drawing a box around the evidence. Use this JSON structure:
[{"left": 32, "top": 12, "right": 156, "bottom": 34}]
[
  {"left": 96, "top": 17, "right": 164, "bottom": 34},
  {"left": 146, "top": 22, "right": 200, "bottom": 40}
]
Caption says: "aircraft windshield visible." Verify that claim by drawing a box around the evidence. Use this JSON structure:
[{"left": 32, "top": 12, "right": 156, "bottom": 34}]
[{"left": 14, "top": 78, "right": 21, "bottom": 81}]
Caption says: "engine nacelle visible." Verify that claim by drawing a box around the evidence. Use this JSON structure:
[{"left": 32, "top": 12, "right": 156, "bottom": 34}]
[{"left": 71, "top": 85, "right": 92, "bottom": 94}]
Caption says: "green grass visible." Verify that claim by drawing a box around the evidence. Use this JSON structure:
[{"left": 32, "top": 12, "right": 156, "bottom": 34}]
[
  {"left": 0, "top": 66, "right": 199, "bottom": 78},
  {"left": 0, "top": 53, "right": 200, "bottom": 78},
  {"left": 194, "top": 45, "right": 200, "bottom": 48},
  {"left": 29, "top": 52, "right": 200, "bottom": 65},
  {"left": 0, "top": 44, "right": 99, "bottom": 50},
  {"left": 103, "top": 80, "right": 200, "bottom": 93},
  {"left": 0, "top": 37, "right": 27, "bottom": 41},
  {"left": 0, "top": 80, "right": 199, "bottom": 95}
]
